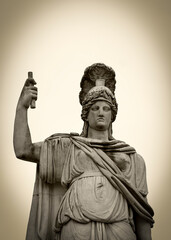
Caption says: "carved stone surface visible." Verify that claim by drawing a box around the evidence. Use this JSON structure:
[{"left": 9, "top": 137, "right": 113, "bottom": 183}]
[{"left": 14, "top": 63, "right": 154, "bottom": 240}]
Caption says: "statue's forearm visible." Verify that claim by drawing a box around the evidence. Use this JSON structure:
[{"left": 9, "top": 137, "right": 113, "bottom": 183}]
[
  {"left": 135, "top": 214, "right": 152, "bottom": 240},
  {"left": 13, "top": 105, "right": 36, "bottom": 162}
]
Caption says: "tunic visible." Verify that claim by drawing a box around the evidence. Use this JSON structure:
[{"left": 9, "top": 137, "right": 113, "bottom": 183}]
[{"left": 26, "top": 134, "right": 154, "bottom": 240}]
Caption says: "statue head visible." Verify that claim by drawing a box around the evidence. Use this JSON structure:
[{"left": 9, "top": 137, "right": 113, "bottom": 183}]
[
  {"left": 87, "top": 100, "right": 112, "bottom": 133},
  {"left": 79, "top": 63, "right": 118, "bottom": 139}
]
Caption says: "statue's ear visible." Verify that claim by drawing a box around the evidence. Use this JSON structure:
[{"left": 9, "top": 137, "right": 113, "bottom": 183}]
[{"left": 85, "top": 114, "right": 89, "bottom": 122}]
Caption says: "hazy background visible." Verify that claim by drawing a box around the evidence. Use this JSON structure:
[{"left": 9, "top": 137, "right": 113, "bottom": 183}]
[{"left": 0, "top": 0, "right": 171, "bottom": 239}]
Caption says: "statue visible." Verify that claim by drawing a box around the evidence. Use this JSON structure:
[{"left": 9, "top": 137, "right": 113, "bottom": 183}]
[{"left": 13, "top": 63, "right": 154, "bottom": 240}]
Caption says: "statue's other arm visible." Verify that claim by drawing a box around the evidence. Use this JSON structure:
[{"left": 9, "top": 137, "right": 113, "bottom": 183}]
[
  {"left": 135, "top": 214, "right": 152, "bottom": 240},
  {"left": 13, "top": 77, "right": 41, "bottom": 163},
  {"left": 134, "top": 154, "right": 153, "bottom": 239}
]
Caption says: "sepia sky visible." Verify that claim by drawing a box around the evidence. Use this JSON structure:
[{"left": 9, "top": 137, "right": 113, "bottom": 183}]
[{"left": 0, "top": 0, "right": 171, "bottom": 239}]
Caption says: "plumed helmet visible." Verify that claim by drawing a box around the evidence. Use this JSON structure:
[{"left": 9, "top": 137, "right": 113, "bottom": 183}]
[
  {"left": 79, "top": 63, "right": 116, "bottom": 105},
  {"left": 79, "top": 63, "right": 118, "bottom": 122}
]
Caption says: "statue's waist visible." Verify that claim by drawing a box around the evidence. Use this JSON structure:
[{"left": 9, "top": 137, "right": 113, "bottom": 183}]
[{"left": 70, "top": 170, "right": 103, "bottom": 185}]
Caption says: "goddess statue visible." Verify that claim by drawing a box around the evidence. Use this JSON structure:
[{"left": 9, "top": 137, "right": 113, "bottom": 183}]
[{"left": 13, "top": 63, "right": 154, "bottom": 240}]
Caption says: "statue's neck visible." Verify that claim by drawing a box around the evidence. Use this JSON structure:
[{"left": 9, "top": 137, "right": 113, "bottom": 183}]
[{"left": 87, "top": 127, "right": 109, "bottom": 141}]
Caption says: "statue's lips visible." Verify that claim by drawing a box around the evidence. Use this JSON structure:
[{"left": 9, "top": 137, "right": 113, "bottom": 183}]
[{"left": 97, "top": 118, "right": 105, "bottom": 122}]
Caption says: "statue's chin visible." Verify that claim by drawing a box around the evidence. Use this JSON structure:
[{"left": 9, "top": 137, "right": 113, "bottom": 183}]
[{"left": 95, "top": 123, "right": 108, "bottom": 131}]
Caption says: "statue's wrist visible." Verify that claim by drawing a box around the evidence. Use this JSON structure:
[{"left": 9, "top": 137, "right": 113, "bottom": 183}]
[{"left": 16, "top": 101, "right": 29, "bottom": 111}]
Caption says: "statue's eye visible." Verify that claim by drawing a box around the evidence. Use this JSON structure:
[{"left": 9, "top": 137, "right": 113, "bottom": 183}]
[
  {"left": 91, "top": 106, "right": 99, "bottom": 111},
  {"left": 103, "top": 106, "right": 111, "bottom": 112}
]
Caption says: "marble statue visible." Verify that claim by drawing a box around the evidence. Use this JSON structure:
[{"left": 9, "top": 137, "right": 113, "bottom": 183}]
[{"left": 13, "top": 63, "right": 154, "bottom": 240}]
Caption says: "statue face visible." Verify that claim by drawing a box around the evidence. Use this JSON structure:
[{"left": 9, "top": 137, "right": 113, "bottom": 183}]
[{"left": 87, "top": 101, "right": 112, "bottom": 131}]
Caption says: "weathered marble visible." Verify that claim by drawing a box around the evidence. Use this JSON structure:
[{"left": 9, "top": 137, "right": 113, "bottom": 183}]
[{"left": 14, "top": 63, "right": 154, "bottom": 240}]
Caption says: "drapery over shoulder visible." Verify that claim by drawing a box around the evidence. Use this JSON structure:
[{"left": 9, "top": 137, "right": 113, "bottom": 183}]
[
  {"left": 70, "top": 137, "right": 154, "bottom": 226},
  {"left": 26, "top": 134, "right": 72, "bottom": 240},
  {"left": 39, "top": 134, "right": 72, "bottom": 183}
]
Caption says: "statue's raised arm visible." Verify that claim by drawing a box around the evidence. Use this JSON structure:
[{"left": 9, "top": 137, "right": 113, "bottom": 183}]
[{"left": 13, "top": 72, "right": 41, "bottom": 163}]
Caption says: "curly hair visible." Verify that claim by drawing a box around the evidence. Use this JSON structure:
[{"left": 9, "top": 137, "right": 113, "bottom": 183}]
[{"left": 81, "top": 90, "right": 118, "bottom": 122}]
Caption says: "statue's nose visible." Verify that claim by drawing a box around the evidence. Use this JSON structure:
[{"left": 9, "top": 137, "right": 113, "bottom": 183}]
[{"left": 98, "top": 108, "right": 104, "bottom": 116}]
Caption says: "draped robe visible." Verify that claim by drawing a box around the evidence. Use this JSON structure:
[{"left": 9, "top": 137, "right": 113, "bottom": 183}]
[{"left": 26, "top": 134, "right": 154, "bottom": 240}]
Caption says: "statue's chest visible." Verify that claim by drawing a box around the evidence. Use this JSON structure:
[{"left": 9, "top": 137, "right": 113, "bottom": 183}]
[{"left": 75, "top": 149, "right": 99, "bottom": 172}]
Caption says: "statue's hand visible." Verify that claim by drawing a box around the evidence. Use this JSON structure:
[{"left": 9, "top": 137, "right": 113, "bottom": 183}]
[{"left": 18, "top": 78, "right": 37, "bottom": 109}]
